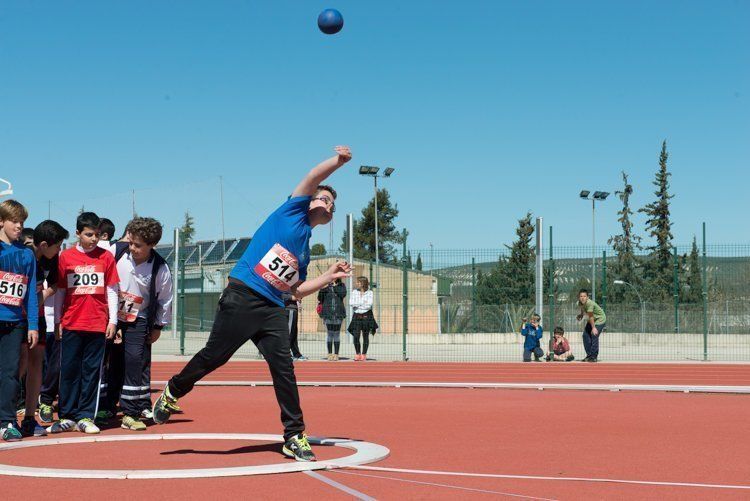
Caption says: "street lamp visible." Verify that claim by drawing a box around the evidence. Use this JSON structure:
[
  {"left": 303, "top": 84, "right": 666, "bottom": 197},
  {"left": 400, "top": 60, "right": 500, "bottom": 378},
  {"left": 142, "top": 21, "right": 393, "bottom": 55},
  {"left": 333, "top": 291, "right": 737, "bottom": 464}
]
[
  {"left": 614, "top": 279, "right": 645, "bottom": 334},
  {"left": 359, "top": 165, "right": 395, "bottom": 328},
  {"left": 579, "top": 189, "right": 609, "bottom": 301}
]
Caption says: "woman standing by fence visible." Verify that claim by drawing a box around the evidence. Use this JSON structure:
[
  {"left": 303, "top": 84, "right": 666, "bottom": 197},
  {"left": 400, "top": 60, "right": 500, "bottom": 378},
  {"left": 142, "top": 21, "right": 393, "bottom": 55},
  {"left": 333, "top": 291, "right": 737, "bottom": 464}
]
[
  {"left": 348, "top": 276, "right": 377, "bottom": 361},
  {"left": 317, "top": 278, "right": 347, "bottom": 361}
]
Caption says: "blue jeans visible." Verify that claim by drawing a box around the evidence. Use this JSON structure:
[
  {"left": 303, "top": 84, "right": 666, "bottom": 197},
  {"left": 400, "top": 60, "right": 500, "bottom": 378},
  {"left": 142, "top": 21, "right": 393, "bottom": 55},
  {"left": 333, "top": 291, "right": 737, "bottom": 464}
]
[
  {"left": 523, "top": 347, "right": 544, "bottom": 362},
  {"left": 582, "top": 323, "right": 606, "bottom": 358}
]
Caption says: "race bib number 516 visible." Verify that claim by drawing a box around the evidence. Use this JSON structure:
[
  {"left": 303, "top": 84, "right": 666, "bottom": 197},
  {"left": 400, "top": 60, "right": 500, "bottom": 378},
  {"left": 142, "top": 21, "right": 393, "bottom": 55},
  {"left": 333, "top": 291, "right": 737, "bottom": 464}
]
[
  {"left": 254, "top": 244, "right": 300, "bottom": 292},
  {"left": 0, "top": 271, "right": 28, "bottom": 307}
]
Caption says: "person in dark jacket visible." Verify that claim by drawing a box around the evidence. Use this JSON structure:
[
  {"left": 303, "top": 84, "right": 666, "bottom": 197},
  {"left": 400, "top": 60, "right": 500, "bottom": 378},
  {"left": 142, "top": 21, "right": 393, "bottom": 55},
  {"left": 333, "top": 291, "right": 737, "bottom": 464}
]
[{"left": 317, "top": 278, "right": 346, "bottom": 361}]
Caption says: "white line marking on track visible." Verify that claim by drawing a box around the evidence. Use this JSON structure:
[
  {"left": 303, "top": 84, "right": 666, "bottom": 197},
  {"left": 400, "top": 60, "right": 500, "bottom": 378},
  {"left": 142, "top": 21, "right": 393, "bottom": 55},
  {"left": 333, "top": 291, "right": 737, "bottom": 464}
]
[
  {"left": 331, "top": 469, "right": 558, "bottom": 500},
  {"left": 335, "top": 465, "right": 750, "bottom": 491},
  {"left": 152, "top": 380, "right": 750, "bottom": 394},
  {"left": 304, "top": 471, "right": 376, "bottom": 500}
]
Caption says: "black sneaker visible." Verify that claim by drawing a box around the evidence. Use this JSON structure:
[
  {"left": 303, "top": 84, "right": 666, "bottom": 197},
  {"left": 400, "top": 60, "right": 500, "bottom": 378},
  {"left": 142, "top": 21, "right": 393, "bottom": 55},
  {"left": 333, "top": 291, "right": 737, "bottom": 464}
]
[
  {"left": 566, "top": 355, "right": 575, "bottom": 362},
  {"left": 152, "top": 386, "right": 179, "bottom": 425},
  {"left": 20, "top": 418, "right": 47, "bottom": 437},
  {"left": 282, "top": 433, "right": 316, "bottom": 462},
  {"left": 581, "top": 356, "right": 591, "bottom": 362},
  {"left": 545, "top": 354, "right": 552, "bottom": 362},
  {"left": 587, "top": 357, "right": 598, "bottom": 363},
  {"left": 38, "top": 403, "right": 54, "bottom": 423}
]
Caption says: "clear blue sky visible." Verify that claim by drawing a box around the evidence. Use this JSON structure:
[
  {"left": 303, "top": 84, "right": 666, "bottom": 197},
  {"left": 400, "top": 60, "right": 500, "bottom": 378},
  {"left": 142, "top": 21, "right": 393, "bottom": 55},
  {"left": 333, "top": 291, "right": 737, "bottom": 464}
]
[{"left": 2, "top": 1, "right": 748, "bottom": 250}]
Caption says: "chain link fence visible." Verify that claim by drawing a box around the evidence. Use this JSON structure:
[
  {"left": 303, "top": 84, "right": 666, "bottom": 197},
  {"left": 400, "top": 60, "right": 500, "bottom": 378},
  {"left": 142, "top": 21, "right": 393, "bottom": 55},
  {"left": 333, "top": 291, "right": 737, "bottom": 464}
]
[{"left": 157, "top": 236, "right": 750, "bottom": 362}]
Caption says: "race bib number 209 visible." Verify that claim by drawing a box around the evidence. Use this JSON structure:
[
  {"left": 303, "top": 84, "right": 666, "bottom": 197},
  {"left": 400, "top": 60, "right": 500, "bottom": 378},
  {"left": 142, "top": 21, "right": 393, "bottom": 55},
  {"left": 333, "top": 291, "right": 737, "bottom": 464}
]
[
  {"left": 254, "top": 244, "right": 300, "bottom": 292},
  {"left": 67, "top": 265, "right": 105, "bottom": 295}
]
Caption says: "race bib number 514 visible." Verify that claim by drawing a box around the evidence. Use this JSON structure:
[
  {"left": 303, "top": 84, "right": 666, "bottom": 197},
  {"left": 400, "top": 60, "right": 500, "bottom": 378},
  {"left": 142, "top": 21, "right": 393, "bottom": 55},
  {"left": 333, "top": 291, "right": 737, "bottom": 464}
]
[
  {"left": 0, "top": 271, "right": 28, "bottom": 307},
  {"left": 254, "top": 244, "right": 300, "bottom": 292}
]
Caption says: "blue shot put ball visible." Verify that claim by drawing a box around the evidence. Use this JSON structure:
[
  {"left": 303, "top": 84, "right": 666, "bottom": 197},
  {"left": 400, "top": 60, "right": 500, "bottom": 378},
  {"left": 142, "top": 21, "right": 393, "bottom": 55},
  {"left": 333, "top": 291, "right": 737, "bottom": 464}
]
[{"left": 318, "top": 8, "right": 344, "bottom": 35}]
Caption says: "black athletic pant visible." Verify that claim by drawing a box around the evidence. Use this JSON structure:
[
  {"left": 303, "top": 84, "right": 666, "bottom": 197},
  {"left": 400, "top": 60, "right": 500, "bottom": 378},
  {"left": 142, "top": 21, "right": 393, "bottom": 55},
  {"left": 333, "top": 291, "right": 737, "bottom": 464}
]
[
  {"left": 0, "top": 322, "right": 24, "bottom": 425},
  {"left": 40, "top": 332, "right": 61, "bottom": 406},
  {"left": 287, "top": 308, "right": 302, "bottom": 358},
  {"left": 59, "top": 330, "right": 105, "bottom": 422},
  {"left": 98, "top": 338, "right": 124, "bottom": 415},
  {"left": 168, "top": 281, "right": 304, "bottom": 440},
  {"left": 118, "top": 317, "right": 152, "bottom": 418}
]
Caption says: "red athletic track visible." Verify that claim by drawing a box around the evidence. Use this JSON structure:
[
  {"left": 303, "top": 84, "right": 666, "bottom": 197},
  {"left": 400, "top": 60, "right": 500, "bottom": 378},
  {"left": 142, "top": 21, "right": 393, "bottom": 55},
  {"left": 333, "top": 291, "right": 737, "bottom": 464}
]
[
  {"left": 152, "top": 361, "right": 750, "bottom": 386},
  {"left": 3, "top": 386, "right": 749, "bottom": 500}
]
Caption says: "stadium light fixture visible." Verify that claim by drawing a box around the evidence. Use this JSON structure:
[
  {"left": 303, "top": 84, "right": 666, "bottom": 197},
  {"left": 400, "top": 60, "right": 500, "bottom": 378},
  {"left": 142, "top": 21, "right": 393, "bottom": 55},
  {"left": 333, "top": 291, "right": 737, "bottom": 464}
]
[
  {"left": 358, "top": 164, "right": 396, "bottom": 329},
  {"left": 579, "top": 187, "right": 610, "bottom": 302},
  {"left": 359, "top": 166, "right": 379, "bottom": 176}
]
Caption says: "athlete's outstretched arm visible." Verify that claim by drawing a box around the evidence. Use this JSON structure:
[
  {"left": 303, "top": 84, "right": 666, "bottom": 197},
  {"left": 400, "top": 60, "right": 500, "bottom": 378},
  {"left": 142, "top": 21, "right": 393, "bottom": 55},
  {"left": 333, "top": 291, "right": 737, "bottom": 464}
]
[
  {"left": 293, "top": 261, "right": 352, "bottom": 298},
  {"left": 291, "top": 146, "right": 352, "bottom": 198}
]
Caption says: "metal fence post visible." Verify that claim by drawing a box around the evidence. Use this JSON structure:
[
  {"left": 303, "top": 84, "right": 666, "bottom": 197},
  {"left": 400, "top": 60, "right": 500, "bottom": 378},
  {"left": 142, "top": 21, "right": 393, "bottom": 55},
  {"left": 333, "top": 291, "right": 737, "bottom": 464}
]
[
  {"left": 548, "top": 226, "right": 555, "bottom": 336},
  {"left": 673, "top": 246, "right": 679, "bottom": 333},
  {"left": 471, "top": 257, "right": 477, "bottom": 333},
  {"left": 179, "top": 240, "right": 186, "bottom": 356},
  {"left": 702, "top": 222, "right": 708, "bottom": 360},
  {"left": 401, "top": 229, "right": 408, "bottom": 361},
  {"left": 601, "top": 250, "right": 607, "bottom": 311}
]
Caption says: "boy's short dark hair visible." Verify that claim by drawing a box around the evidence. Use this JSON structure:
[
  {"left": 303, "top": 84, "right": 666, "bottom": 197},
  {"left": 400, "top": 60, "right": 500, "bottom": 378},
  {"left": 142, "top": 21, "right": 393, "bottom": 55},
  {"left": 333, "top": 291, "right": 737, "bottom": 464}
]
[
  {"left": 531, "top": 313, "right": 541, "bottom": 322},
  {"left": 125, "top": 217, "right": 163, "bottom": 246},
  {"left": 34, "top": 220, "right": 70, "bottom": 247},
  {"left": 20, "top": 228, "right": 35, "bottom": 242},
  {"left": 554, "top": 326, "right": 565, "bottom": 335},
  {"left": 98, "top": 218, "right": 115, "bottom": 239},
  {"left": 77, "top": 212, "right": 101, "bottom": 232},
  {"left": 579, "top": 289, "right": 589, "bottom": 295},
  {"left": 315, "top": 184, "right": 337, "bottom": 200}
]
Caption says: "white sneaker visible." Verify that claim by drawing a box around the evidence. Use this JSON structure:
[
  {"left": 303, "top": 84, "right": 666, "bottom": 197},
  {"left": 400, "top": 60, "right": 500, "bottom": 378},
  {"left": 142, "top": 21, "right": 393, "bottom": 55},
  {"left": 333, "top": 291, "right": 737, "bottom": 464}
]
[
  {"left": 141, "top": 409, "right": 153, "bottom": 420},
  {"left": 47, "top": 419, "right": 76, "bottom": 434},
  {"left": 77, "top": 418, "right": 100, "bottom": 434}
]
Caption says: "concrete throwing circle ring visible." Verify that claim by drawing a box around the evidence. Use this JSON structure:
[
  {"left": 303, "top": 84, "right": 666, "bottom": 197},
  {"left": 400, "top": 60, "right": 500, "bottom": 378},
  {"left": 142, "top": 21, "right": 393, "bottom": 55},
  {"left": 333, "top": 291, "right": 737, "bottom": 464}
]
[{"left": 0, "top": 433, "right": 390, "bottom": 479}]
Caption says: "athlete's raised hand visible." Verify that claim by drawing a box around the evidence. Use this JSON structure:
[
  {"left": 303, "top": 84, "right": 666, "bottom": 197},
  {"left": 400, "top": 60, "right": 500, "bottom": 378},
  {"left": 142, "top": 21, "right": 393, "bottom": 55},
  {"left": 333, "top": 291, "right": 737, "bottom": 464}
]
[
  {"left": 327, "top": 260, "right": 353, "bottom": 281},
  {"left": 334, "top": 145, "right": 352, "bottom": 166}
]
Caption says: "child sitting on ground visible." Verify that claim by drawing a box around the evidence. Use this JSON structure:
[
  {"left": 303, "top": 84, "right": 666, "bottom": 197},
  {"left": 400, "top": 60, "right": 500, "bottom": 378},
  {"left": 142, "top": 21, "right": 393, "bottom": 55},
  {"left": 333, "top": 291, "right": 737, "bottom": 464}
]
[{"left": 549, "top": 326, "right": 575, "bottom": 362}]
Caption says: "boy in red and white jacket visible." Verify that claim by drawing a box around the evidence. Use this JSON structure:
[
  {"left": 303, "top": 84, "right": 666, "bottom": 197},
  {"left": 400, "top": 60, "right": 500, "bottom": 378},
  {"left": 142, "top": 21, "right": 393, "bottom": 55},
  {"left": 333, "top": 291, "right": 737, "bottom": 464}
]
[{"left": 49, "top": 212, "right": 119, "bottom": 434}]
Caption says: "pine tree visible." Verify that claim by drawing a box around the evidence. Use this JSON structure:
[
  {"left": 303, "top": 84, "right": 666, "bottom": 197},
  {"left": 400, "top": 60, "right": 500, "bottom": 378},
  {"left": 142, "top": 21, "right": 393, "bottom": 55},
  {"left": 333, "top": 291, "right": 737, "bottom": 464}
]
[
  {"left": 685, "top": 237, "right": 703, "bottom": 303},
  {"left": 311, "top": 243, "right": 326, "bottom": 256},
  {"left": 340, "top": 188, "right": 402, "bottom": 262},
  {"left": 406, "top": 252, "right": 413, "bottom": 269},
  {"left": 608, "top": 171, "right": 642, "bottom": 303},
  {"left": 180, "top": 211, "right": 196, "bottom": 244},
  {"left": 476, "top": 212, "right": 535, "bottom": 305},
  {"left": 415, "top": 253, "right": 423, "bottom": 271},
  {"left": 639, "top": 141, "right": 674, "bottom": 301}
]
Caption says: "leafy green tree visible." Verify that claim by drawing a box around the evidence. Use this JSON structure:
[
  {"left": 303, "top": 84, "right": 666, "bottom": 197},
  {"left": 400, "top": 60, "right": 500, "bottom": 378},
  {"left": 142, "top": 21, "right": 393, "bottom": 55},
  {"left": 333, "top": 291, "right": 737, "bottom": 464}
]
[
  {"left": 311, "top": 243, "right": 326, "bottom": 256},
  {"left": 341, "top": 188, "right": 402, "bottom": 262},
  {"left": 639, "top": 141, "right": 674, "bottom": 301},
  {"left": 180, "top": 211, "right": 196, "bottom": 245},
  {"left": 415, "top": 253, "right": 423, "bottom": 271}
]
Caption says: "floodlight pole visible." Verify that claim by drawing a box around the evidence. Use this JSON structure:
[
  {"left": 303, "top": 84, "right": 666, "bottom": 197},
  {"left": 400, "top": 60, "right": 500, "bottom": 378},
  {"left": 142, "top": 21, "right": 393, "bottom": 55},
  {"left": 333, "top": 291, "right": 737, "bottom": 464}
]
[
  {"left": 373, "top": 174, "right": 379, "bottom": 327},
  {"left": 591, "top": 198, "right": 596, "bottom": 301}
]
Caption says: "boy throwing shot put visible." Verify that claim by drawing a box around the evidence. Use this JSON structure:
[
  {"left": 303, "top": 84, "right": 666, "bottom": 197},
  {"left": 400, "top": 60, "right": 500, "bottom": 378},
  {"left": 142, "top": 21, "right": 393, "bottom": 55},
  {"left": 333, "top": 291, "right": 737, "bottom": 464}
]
[{"left": 153, "top": 146, "right": 353, "bottom": 462}]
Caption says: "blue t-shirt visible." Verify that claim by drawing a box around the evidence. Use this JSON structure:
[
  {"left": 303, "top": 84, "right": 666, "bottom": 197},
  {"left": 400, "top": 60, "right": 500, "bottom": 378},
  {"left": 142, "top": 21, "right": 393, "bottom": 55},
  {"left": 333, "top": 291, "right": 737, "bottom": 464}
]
[
  {"left": 230, "top": 196, "right": 312, "bottom": 307},
  {"left": 0, "top": 241, "right": 39, "bottom": 330}
]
